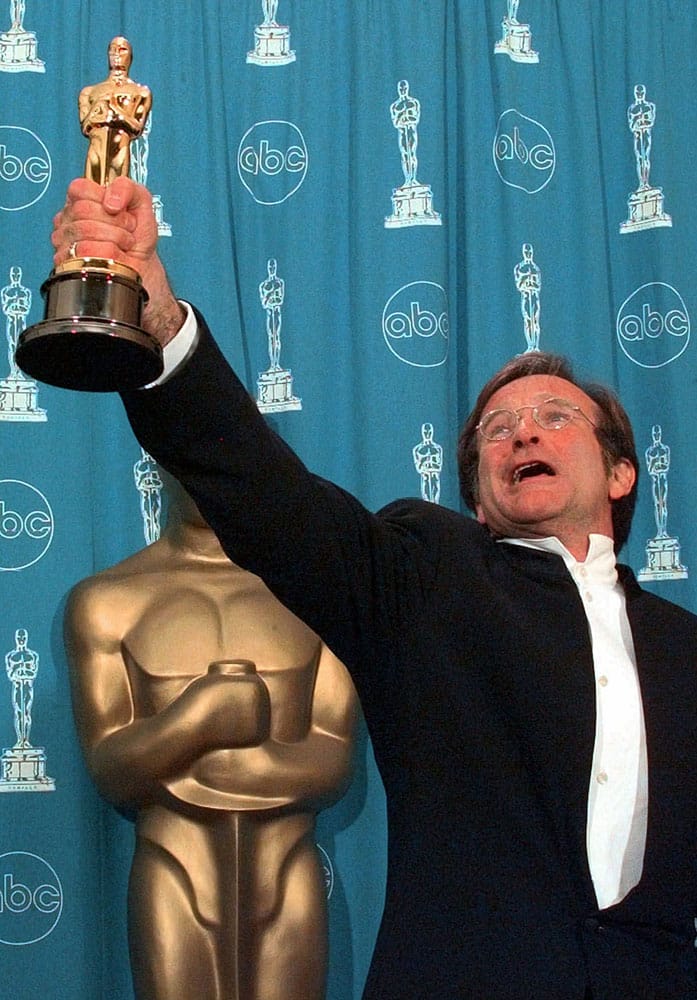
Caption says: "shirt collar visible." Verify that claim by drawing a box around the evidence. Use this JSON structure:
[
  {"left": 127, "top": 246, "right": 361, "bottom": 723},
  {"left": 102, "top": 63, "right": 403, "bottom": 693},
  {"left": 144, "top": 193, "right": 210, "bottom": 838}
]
[{"left": 499, "top": 533, "right": 617, "bottom": 585}]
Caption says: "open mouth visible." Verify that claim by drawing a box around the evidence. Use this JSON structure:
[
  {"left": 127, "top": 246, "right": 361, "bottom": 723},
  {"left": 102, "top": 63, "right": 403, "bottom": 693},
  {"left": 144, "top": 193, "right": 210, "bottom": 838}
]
[{"left": 512, "top": 461, "right": 555, "bottom": 485}]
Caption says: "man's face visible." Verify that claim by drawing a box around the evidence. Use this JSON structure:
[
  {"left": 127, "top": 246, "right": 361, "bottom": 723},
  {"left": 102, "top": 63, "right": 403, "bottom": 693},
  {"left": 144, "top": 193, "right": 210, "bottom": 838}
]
[{"left": 474, "top": 374, "right": 634, "bottom": 558}]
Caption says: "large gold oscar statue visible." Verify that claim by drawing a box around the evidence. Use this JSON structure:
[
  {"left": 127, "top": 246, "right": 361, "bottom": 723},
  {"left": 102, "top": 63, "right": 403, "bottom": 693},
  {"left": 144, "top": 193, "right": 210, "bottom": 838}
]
[{"left": 65, "top": 475, "right": 359, "bottom": 1000}]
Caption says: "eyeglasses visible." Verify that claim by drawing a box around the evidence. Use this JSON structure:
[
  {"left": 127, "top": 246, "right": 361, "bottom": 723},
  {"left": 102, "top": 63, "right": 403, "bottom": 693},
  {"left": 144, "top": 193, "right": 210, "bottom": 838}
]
[{"left": 477, "top": 397, "right": 596, "bottom": 441}]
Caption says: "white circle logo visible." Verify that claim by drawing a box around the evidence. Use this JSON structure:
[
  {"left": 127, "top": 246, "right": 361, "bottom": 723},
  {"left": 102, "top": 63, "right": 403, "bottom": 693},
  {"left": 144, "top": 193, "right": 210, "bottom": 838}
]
[
  {"left": 0, "top": 126, "right": 52, "bottom": 211},
  {"left": 382, "top": 281, "right": 450, "bottom": 368},
  {"left": 0, "top": 480, "right": 54, "bottom": 571},
  {"left": 316, "top": 843, "right": 334, "bottom": 900},
  {"left": 237, "top": 120, "right": 308, "bottom": 205},
  {"left": 616, "top": 282, "right": 690, "bottom": 369},
  {"left": 493, "top": 109, "right": 555, "bottom": 194},
  {"left": 0, "top": 852, "right": 63, "bottom": 945}
]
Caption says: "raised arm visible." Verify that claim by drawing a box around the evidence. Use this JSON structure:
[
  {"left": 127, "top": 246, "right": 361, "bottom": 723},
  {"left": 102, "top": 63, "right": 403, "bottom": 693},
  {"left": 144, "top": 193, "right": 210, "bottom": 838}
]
[{"left": 53, "top": 177, "right": 438, "bottom": 681}]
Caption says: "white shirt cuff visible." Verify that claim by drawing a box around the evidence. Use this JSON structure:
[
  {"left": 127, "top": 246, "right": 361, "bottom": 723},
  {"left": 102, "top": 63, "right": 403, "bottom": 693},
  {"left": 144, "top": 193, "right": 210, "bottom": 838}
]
[{"left": 143, "top": 301, "right": 199, "bottom": 387}]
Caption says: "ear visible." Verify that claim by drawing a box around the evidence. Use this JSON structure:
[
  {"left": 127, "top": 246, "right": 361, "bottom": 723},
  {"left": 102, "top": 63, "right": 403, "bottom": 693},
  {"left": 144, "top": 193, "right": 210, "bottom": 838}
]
[{"left": 608, "top": 458, "right": 636, "bottom": 501}]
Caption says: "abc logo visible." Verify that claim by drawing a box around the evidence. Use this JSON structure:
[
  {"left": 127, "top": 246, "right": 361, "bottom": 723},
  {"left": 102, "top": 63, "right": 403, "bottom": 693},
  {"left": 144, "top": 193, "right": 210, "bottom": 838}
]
[
  {"left": 0, "top": 480, "right": 54, "bottom": 571},
  {"left": 316, "top": 843, "right": 334, "bottom": 900},
  {"left": 237, "top": 120, "right": 308, "bottom": 205},
  {"left": 382, "top": 281, "right": 449, "bottom": 368},
  {"left": 0, "top": 125, "right": 52, "bottom": 212},
  {"left": 493, "top": 109, "right": 555, "bottom": 194},
  {"left": 0, "top": 852, "right": 63, "bottom": 946},
  {"left": 616, "top": 282, "right": 690, "bottom": 369}
]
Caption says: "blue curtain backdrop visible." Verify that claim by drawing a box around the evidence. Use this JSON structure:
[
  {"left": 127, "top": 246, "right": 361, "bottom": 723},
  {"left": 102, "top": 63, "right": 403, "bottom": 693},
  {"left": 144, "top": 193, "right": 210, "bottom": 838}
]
[{"left": 1, "top": 2, "right": 696, "bottom": 997}]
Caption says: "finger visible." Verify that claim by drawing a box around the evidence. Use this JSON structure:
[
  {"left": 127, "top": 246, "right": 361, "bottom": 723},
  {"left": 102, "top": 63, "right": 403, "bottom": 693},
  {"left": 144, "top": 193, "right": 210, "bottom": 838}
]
[
  {"left": 52, "top": 215, "right": 137, "bottom": 246},
  {"left": 65, "top": 177, "right": 105, "bottom": 206},
  {"left": 50, "top": 222, "right": 136, "bottom": 266},
  {"left": 54, "top": 241, "right": 126, "bottom": 266},
  {"left": 103, "top": 175, "right": 141, "bottom": 213},
  {"left": 66, "top": 197, "right": 137, "bottom": 232},
  {"left": 105, "top": 178, "right": 155, "bottom": 227},
  {"left": 51, "top": 242, "right": 125, "bottom": 269}
]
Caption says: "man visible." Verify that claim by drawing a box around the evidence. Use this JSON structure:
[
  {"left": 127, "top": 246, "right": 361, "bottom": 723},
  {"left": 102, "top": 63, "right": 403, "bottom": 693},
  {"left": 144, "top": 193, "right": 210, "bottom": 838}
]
[
  {"left": 51, "top": 176, "right": 697, "bottom": 999},
  {"left": 65, "top": 474, "right": 358, "bottom": 1000}
]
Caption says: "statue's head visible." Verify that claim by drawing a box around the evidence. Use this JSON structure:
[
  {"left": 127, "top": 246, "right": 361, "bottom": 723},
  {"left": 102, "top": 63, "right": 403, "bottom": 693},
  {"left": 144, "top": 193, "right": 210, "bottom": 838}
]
[{"left": 108, "top": 36, "right": 133, "bottom": 73}]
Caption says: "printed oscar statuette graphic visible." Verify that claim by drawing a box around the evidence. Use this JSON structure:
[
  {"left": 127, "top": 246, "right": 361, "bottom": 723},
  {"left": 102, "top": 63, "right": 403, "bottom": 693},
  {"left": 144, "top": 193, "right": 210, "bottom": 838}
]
[
  {"left": 0, "top": 0, "right": 45, "bottom": 72},
  {"left": 620, "top": 85, "right": 672, "bottom": 234},
  {"left": 384, "top": 80, "right": 442, "bottom": 228},
  {"left": 637, "top": 425, "right": 687, "bottom": 581},
  {"left": 247, "top": 0, "right": 296, "bottom": 65},
  {"left": 0, "top": 266, "right": 46, "bottom": 419},
  {"left": 0, "top": 629, "right": 55, "bottom": 792},
  {"left": 493, "top": 1, "right": 539, "bottom": 64},
  {"left": 15, "top": 37, "right": 162, "bottom": 392}
]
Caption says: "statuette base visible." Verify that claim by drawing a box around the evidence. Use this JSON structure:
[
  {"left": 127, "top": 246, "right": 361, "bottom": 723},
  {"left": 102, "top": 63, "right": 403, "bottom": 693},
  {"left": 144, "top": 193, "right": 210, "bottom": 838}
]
[
  {"left": 638, "top": 536, "right": 688, "bottom": 581},
  {"left": 385, "top": 183, "right": 442, "bottom": 228},
  {"left": 0, "top": 746, "right": 55, "bottom": 791},
  {"left": 620, "top": 186, "right": 672, "bottom": 233},
  {"left": 257, "top": 367, "right": 301, "bottom": 413},
  {"left": 494, "top": 20, "right": 539, "bottom": 63},
  {"left": 247, "top": 24, "right": 296, "bottom": 65},
  {"left": 16, "top": 258, "right": 162, "bottom": 392}
]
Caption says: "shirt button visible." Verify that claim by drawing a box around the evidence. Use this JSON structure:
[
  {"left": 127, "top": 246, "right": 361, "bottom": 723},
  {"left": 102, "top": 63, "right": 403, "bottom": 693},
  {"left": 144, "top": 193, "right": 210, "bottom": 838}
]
[
  {"left": 596, "top": 770, "right": 608, "bottom": 784},
  {"left": 598, "top": 675, "right": 609, "bottom": 687},
  {"left": 584, "top": 591, "right": 593, "bottom": 602}
]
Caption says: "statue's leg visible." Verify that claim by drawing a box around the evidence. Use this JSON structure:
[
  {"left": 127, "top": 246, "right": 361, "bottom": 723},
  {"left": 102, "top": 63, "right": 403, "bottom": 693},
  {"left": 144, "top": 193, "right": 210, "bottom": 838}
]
[
  {"left": 128, "top": 836, "right": 221, "bottom": 1000},
  {"left": 247, "top": 835, "right": 328, "bottom": 1000}
]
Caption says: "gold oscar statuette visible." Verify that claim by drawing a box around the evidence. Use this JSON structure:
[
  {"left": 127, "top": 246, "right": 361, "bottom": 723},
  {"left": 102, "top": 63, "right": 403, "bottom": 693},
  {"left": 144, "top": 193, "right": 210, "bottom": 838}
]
[{"left": 15, "top": 36, "right": 163, "bottom": 392}]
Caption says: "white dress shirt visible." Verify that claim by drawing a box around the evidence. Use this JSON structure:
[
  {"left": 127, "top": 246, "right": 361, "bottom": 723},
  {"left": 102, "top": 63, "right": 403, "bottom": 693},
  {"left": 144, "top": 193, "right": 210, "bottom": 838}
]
[{"left": 504, "top": 534, "right": 648, "bottom": 909}]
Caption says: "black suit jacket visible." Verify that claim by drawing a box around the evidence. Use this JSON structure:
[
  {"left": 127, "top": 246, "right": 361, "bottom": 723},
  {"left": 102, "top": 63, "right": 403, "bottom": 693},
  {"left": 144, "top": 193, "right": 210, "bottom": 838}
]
[{"left": 123, "top": 311, "right": 697, "bottom": 999}]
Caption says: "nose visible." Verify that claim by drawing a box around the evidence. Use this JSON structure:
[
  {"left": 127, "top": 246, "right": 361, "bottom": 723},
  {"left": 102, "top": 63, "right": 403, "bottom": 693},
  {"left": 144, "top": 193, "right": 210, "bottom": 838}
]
[{"left": 512, "top": 411, "right": 539, "bottom": 447}]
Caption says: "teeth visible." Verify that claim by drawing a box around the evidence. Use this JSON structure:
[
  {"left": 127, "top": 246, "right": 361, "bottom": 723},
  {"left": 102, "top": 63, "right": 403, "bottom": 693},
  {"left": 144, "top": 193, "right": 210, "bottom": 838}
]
[
  {"left": 513, "top": 462, "right": 551, "bottom": 484},
  {"left": 513, "top": 463, "right": 535, "bottom": 484}
]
